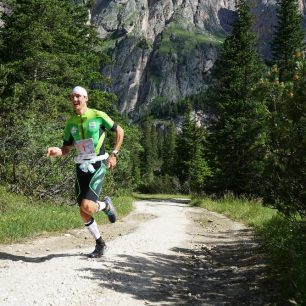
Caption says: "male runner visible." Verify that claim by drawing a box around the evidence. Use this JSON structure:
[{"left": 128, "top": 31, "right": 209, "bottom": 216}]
[{"left": 47, "top": 86, "right": 124, "bottom": 258}]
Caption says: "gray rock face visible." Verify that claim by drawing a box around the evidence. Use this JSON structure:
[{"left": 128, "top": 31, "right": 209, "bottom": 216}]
[
  {"left": 91, "top": 0, "right": 304, "bottom": 118},
  {"left": 0, "top": 4, "right": 11, "bottom": 27}
]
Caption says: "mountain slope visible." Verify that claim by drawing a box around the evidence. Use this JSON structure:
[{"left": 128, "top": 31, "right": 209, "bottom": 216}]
[{"left": 91, "top": 0, "right": 303, "bottom": 118}]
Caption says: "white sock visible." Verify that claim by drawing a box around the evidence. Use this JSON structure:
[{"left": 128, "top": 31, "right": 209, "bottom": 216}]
[
  {"left": 96, "top": 200, "right": 106, "bottom": 212},
  {"left": 84, "top": 218, "right": 101, "bottom": 240}
]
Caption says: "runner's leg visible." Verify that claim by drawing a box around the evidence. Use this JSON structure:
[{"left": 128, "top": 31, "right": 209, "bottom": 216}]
[
  {"left": 80, "top": 205, "right": 106, "bottom": 257},
  {"left": 76, "top": 162, "right": 110, "bottom": 257}
]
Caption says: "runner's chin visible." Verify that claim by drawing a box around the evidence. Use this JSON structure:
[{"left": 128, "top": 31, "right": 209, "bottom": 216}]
[{"left": 73, "top": 105, "right": 81, "bottom": 112}]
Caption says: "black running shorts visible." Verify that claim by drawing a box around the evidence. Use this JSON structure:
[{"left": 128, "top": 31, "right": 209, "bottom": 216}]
[{"left": 75, "top": 161, "right": 107, "bottom": 205}]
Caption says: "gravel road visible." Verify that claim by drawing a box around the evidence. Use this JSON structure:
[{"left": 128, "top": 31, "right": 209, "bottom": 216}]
[{"left": 0, "top": 199, "right": 276, "bottom": 305}]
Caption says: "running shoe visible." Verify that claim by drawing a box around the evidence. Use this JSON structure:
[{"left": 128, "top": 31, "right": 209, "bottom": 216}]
[
  {"left": 103, "top": 196, "right": 117, "bottom": 223},
  {"left": 88, "top": 243, "right": 107, "bottom": 258}
]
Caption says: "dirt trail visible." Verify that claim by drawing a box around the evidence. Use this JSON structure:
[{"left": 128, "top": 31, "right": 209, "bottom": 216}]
[{"left": 0, "top": 199, "right": 276, "bottom": 305}]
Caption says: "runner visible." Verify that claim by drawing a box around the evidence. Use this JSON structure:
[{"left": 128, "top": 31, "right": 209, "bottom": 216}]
[{"left": 46, "top": 86, "right": 124, "bottom": 258}]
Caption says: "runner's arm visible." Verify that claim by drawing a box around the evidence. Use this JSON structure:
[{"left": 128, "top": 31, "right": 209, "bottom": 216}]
[
  {"left": 108, "top": 125, "right": 124, "bottom": 170},
  {"left": 113, "top": 125, "right": 124, "bottom": 153}
]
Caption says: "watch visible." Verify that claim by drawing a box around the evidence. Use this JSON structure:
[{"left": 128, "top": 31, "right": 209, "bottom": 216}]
[{"left": 112, "top": 150, "right": 119, "bottom": 157}]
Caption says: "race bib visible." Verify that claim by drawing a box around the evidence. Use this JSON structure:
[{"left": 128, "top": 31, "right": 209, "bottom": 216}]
[{"left": 75, "top": 138, "right": 96, "bottom": 159}]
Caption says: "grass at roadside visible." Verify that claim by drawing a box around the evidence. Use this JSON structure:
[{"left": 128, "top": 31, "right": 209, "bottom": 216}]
[
  {"left": 134, "top": 193, "right": 191, "bottom": 201},
  {"left": 191, "top": 194, "right": 306, "bottom": 305},
  {"left": 191, "top": 194, "right": 277, "bottom": 226},
  {"left": 0, "top": 186, "right": 134, "bottom": 244}
]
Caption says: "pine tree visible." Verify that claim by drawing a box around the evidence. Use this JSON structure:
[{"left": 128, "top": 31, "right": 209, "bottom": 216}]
[
  {"left": 174, "top": 102, "right": 211, "bottom": 193},
  {"left": 0, "top": 0, "right": 107, "bottom": 103},
  {"left": 263, "top": 37, "right": 306, "bottom": 216},
  {"left": 262, "top": 0, "right": 306, "bottom": 216},
  {"left": 174, "top": 103, "right": 195, "bottom": 185},
  {"left": 0, "top": 0, "right": 112, "bottom": 196},
  {"left": 207, "top": 0, "right": 267, "bottom": 195},
  {"left": 271, "top": 0, "right": 305, "bottom": 80},
  {"left": 150, "top": 125, "right": 159, "bottom": 169},
  {"left": 141, "top": 118, "right": 155, "bottom": 183},
  {"left": 189, "top": 145, "right": 212, "bottom": 194},
  {"left": 161, "top": 122, "right": 177, "bottom": 176}
]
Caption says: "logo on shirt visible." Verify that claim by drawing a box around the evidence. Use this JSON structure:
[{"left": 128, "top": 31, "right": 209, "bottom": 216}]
[
  {"left": 71, "top": 126, "right": 77, "bottom": 135},
  {"left": 89, "top": 122, "right": 96, "bottom": 129}
]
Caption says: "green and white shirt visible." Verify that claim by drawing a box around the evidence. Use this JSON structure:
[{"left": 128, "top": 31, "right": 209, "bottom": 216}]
[{"left": 63, "top": 108, "right": 117, "bottom": 156}]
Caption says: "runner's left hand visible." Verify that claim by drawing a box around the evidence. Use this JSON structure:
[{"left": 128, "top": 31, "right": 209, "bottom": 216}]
[{"left": 108, "top": 155, "right": 117, "bottom": 170}]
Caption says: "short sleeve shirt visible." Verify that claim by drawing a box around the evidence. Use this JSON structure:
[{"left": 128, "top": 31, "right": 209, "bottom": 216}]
[{"left": 63, "top": 108, "right": 117, "bottom": 156}]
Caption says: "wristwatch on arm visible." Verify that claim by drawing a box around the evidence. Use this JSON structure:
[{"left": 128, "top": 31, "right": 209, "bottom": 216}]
[{"left": 111, "top": 150, "right": 119, "bottom": 157}]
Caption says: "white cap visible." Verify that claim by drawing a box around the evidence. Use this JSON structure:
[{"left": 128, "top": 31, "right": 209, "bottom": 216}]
[{"left": 71, "top": 86, "right": 88, "bottom": 97}]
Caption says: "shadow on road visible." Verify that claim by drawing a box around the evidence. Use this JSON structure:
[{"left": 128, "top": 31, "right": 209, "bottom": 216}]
[
  {"left": 0, "top": 251, "right": 75, "bottom": 263},
  {"left": 78, "top": 228, "right": 278, "bottom": 305}
]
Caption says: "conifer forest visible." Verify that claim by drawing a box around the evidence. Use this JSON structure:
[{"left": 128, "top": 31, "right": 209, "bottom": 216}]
[{"left": 0, "top": 0, "right": 306, "bottom": 218}]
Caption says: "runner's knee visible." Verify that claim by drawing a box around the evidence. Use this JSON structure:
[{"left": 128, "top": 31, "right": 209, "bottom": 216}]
[
  {"left": 80, "top": 199, "right": 98, "bottom": 214},
  {"left": 80, "top": 209, "right": 91, "bottom": 223}
]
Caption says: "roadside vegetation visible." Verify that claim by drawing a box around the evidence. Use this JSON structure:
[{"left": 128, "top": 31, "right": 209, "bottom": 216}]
[
  {"left": 191, "top": 195, "right": 306, "bottom": 305},
  {"left": 0, "top": 186, "right": 134, "bottom": 244}
]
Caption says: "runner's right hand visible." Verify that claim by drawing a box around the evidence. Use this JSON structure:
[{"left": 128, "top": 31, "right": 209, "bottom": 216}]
[{"left": 46, "top": 147, "right": 62, "bottom": 157}]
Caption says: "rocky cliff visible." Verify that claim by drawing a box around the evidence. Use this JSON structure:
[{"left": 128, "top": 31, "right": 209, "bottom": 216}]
[{"left": 91, "top": 0, "right": 304, "bottom": 118}]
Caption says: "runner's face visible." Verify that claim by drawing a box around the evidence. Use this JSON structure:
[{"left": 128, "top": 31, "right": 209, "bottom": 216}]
[{"left": 70, "top": 93, "right": 88, "bottom": 114}]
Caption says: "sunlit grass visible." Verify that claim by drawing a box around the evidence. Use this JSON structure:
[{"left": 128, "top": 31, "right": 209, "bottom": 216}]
[
  {"left": 193, "top": 195, "right": 277, "bottom": 228},
  {"left": 0, "top": 186, "right": 134, "bottom": 244},
  {"left": 0, "top": 201, "right": 80, "bottom": 243}
]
